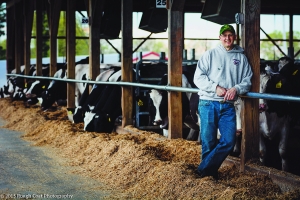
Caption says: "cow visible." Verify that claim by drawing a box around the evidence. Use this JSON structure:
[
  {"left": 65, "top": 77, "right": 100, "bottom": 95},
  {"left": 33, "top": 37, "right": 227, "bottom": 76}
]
[
  {"left": 149, "top": 74, "right": 199, "bottom": 138},
  {"left": 41, "top": 67, "right": 68, "bottom": 110},
  {"left": 40, "top": 63, "right": 121, "bottom": 111},
  {"left": 147, "top": 64, "right": 200, "bottom": 140},
  {"left": 83, "top": 68, "right": 128, "bottom": 133},
  {"left": 259, "top": 70, "right": 290, "bottom": 171},
  {"left": 70, "top": 67, "right": 121, "bottom": 123},
  {"left": 258, "top": 56, "right": 300, "bottom": 172}
]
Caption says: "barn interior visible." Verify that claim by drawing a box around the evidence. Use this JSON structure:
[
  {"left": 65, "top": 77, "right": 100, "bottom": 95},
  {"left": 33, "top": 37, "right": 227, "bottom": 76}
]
[{"left": 1, "top": 0, "right": 300, "bottom": 191}]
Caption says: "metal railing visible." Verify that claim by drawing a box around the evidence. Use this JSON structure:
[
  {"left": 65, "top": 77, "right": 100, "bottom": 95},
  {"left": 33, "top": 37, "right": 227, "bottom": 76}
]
[{"left": 6, "top": 73, "right": 300, "bottom": 103}]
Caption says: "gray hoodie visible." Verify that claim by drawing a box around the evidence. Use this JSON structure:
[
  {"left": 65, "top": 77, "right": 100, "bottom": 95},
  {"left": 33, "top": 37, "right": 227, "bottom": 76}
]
[{"left": 193, "top": 44, "right": 253, "bottom": 101}]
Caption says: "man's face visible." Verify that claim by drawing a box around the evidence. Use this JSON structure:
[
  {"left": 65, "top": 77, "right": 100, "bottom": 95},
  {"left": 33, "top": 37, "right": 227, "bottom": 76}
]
[{"left": 219, "top": 30, "right": 236, "bottom": 50}]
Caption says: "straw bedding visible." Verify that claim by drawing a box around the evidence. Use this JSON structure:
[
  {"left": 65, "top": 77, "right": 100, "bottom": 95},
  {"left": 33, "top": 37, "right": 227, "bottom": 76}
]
[{"left": 0, "top": 98, "right": 299, "bottom": 199}]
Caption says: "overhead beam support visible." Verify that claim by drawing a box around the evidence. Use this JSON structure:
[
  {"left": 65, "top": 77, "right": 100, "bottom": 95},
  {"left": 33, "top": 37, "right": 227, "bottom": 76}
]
[
  {"left": 66, "top": 0, "right": 76, "bottom": 109},
  {"left": 240, "top": 0, "right": 260, "bottom": 172},
  {"left": 23, "top": 0, "right": 34, "bottom": 75},
  {"left": 14, "top": 1, "right": 23, "bottom": 74},
  {"left": 167, "top": 0, "right": 185, "bottom": 139},
  {"left": 6, "top": 6, "right": 14, "bottom": 73},
  {"left": 47, "top": 0, "right": 62, "bottom": 77},
  {"left": 88, "top": 0, "right": 105, "bottom": 82},
  {"left": 121, "top": 0, "right": 133, "bottom": 127},
  {"left": 35, "top": 0, "right": 43, "bottom": 76}
]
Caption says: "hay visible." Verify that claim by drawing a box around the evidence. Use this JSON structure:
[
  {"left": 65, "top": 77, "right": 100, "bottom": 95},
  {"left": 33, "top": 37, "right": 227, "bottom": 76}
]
[{"left": 0, "top": 98, "right": 299, "bottom": 199}]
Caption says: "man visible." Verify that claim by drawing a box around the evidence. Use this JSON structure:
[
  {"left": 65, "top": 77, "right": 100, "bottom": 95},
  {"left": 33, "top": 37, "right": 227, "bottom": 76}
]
[{"left": 193, "top": 24, "right": 253, "bottom": 180}]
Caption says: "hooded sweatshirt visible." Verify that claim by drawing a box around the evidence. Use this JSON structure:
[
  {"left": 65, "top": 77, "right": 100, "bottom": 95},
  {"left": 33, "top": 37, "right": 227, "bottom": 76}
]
[{"left": 193, "top": 44, "right": 253, "bottom": 101}]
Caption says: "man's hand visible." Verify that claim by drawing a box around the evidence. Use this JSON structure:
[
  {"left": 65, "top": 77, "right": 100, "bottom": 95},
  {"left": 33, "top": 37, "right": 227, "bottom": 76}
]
[
  {"left": 216, "top": 86, "right": 227, "bottom": 97},
  {"left": 224, "top": 87, "right": 237, "bottom": 101},
  {"left": 216, "top": 86, "right": 237, "bottom": 100}
]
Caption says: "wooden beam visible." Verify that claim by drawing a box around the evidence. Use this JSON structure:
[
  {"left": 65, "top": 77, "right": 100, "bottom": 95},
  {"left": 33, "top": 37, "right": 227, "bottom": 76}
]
[
  {"left": 88, "top": 0, "right": 104, "bottom": 81},
  {"left": 35, "top": 0, "right": 43, "bottom": 76},
  {"left": 6, "top": 6, "right": 15, "bottom": 73},
  {"left": 240, "top": 0, "right": 260, "bottom": 172},
  {"left": 67, "top": 0, "right": 76, "bottom": 109},
  {"left": 47, "top": 0, "right": 62, "bottom": 77},
  {"left": 167, "top": 0, "right": 185, "bottom": 139},
  {"left": 121, "top": 0, "right": 133, "bottom": 127},
  {"left": 23, "top": 0, "right": 34, "bottom": 75},
  {"left": 169, "top": 0, "right": 185, "bottom": 11},
  {"left": 14, "top": 1, "right": 23, "bottom": 74}
]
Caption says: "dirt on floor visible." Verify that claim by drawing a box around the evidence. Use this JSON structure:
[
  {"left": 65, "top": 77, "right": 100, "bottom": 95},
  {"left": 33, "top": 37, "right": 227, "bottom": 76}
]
[{"left": 0, "top": 98, "right": 300, "bottom": 199}]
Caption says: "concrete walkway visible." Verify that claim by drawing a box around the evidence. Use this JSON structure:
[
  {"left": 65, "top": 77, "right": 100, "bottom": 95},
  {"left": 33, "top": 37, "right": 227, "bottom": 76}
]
[{"left": 0, "top": 118, "right": 114, "bottom": 200}]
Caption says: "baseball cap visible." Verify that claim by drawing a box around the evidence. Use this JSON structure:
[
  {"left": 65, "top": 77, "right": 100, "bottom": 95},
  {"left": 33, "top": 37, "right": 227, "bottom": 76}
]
[{"left": 220, "top": 24, "right": 236, "bottom": 35}]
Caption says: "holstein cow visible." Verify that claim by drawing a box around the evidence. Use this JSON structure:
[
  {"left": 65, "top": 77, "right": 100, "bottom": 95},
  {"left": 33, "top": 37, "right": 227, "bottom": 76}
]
[
  {"left": 259, "top": 70, "right": 291, "bottom": 171},
  {"left": 41, "top": 67, "right": 68, "bottom": 110},
  {"left": 258, "top": 56, "right": 300, "bottom": 172},
  {"left": 71, "top": 67, "right": 121, "bottom": 123},
  {"left": 83, "top": 68, "right": 134, "bottom": 133},
  {"left": 148, "top": 64, "right": 200, "bottom": 140},
  {"left": 41, "top": 62, "right": 121, "bottom": 111}
]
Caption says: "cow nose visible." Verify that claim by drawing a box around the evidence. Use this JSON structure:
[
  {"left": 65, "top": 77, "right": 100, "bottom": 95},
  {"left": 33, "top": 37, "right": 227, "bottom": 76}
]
[
  {"left": 153, "top": 120, "right": 162, "bottom": 126},
  {"left": 259, "top": 103, "right": 266, "bottom": 112}
]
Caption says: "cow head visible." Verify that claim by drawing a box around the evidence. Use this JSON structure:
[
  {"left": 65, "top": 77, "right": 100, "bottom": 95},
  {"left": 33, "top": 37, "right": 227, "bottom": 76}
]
[
  {"left": 41, "top": 90, "right": 55, "bottom": 110},
  {"left": 278, "top": 56, "right": 294, "bottom": 73},
  {"left": 84, "top": 111, "right": 96, "bottom": 132},
  {"left": 25, "top": 80, "right": 48, "bottom": 99}
]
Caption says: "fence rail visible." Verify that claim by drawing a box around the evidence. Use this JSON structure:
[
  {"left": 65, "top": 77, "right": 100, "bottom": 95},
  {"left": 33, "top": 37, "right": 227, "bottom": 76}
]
[{"left": 7, "top": 73, "right": 300, "bottom": 103}]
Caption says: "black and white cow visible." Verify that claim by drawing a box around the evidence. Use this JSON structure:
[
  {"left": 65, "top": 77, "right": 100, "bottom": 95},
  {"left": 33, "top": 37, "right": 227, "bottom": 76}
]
[
  {"left": 149, "top": 74, "right": 199, "bottom": 138},
  {"left": 71, "top": 67, "right": 121, "bottom": 123},
  {"left": 259, "top": 71, "right": 290, "bottom": 171},
  {"left": 41, "top": 63, "right": 121, "bottom": 111},
  {"left": 258, "top": 57, "right": 300, "bottom": 172},
  {"left": 41, "top": 67, "right": 68, "bottom": 110},
  {"left": 83, "top": 68, "right": 133, "bottom": 133}
]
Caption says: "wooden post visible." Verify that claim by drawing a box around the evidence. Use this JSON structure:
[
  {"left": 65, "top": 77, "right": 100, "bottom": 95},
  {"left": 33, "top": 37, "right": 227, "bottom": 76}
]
[
  {"left": 88, "top": 0, "right": 104, "bottom": 82},
  {"left": 66, "top": 0, "right": 76, "bottom": 109},
  {"left": 121, "top": 0, "right": 133, "bottom": 127},
  {"left": 14, "top": 1, "right": 23, "bottom": 74},
  {"left": 35, "top": 0, "right": 43, "bottom": 76},
  {"left": 23, "top": 0, "right": 34, "bottom": 76},
  {"left": 47, "top": 0, "right": 61, "bottom": 77},
  {"left": 167, "top": 0, "right": 185, "bottom": 139},
  {"left": 240, "top": 0, "right": 260, "bottom": 172},
  {"left": 6, "top": 6, "right": 14, "bottom": 73}
]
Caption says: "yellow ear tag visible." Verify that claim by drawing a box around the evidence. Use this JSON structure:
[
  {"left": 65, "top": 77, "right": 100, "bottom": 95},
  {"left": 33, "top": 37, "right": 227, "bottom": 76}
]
[
  {"left": 138, "top": 99, "right": 143, "bottom": 106},
  {"left": 293, "top": 70, "right": 298, "bottom": 75},
  {"left": 108, "top": 117, "right": 111, "bottom": 122},
  {"left": 25, "top": 83, "right": 27, "bottom": 88},
  {"left": 68, "top": 111, "right": 72, "bottom": 114},
  {"left": 42, "top": 85, "right": 45, "bottom": 89},
  {"left": 276, "top": 81, "right": 282, "bottom": 88}
]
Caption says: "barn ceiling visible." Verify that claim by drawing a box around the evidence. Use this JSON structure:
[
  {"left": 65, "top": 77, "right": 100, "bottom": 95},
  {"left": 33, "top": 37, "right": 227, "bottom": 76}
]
[{"left": 2, "top": 0, "right": 300, "bottom": 15}]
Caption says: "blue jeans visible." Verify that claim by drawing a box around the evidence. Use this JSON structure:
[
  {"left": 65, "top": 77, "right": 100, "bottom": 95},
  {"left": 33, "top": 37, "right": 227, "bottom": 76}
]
[{"left": 197, "top": 100, "right": 236, "bottom": 175}]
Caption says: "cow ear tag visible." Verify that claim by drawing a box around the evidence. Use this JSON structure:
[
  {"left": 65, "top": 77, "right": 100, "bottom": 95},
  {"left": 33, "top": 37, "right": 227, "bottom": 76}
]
[
  {"left": 276, "top": 81, "right": 282, "bottom": 88},
  {"left": 293, "top": 70, "right": 298, "bottom": 75},
  {"left": 25, "top": 83, "right": 27, "bottom": 88},
  {"left": 68, "top": 111, "right": 72, "bottom": 114},
  {"left": 42, "top": 85, "right": 45, "bottom": 89},
  {"left": 138, "top": 99, "right": 143, "bottom": 106}
]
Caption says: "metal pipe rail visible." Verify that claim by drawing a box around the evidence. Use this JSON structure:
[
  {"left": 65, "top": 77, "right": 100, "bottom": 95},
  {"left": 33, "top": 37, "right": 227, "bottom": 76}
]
[{"left": 7, "top": 73, "right": 300, "bottom": 102}]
